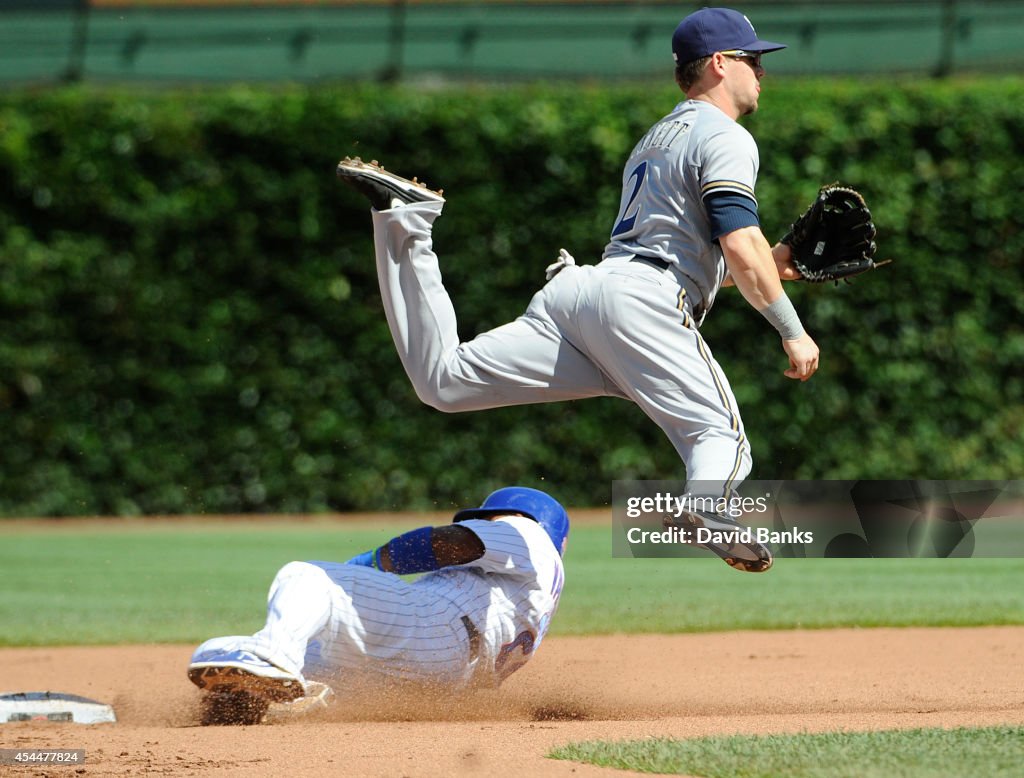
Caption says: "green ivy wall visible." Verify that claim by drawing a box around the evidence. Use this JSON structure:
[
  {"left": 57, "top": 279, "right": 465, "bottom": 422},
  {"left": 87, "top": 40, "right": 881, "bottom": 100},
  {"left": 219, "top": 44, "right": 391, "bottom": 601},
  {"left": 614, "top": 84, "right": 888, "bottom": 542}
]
[{"left": 1, "top": 78, "right": 1021, "bottom": 515}]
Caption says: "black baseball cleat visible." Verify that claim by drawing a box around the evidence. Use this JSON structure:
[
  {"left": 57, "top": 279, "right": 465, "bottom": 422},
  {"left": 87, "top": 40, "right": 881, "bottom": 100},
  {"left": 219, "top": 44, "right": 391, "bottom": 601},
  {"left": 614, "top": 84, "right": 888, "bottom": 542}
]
[
  {"left": 336, "top": 156, "right": 445, "bottom": 210},
  {"left": 665, "top": 508, "right": 774, "bottom": 573}
]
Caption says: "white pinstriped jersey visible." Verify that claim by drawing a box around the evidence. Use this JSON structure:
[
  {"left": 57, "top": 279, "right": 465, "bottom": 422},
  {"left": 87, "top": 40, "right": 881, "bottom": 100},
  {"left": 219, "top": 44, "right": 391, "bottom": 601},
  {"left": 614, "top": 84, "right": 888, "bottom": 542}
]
[
  {"left": 191, "top": 514, "right": 565, "bottom": 692},
  {"left": 603, "top": 98, "right": 760, "bottom": 317},
  {"left": 305, "top": 514, "right": 564, "bottom": 687}
]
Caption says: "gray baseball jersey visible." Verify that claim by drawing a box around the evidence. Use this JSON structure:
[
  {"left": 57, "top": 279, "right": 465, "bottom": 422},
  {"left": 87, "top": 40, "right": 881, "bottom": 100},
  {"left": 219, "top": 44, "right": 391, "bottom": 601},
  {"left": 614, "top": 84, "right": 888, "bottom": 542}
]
[{"left": 604, "top": 99, "right": 760, "bottom": 320}]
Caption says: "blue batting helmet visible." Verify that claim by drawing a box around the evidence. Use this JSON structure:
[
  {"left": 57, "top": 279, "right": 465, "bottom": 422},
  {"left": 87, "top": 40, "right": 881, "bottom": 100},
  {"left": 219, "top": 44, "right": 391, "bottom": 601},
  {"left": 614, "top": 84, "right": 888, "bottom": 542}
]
[{"left": 453, "top": 486, "right": 570, "bottom": 556}]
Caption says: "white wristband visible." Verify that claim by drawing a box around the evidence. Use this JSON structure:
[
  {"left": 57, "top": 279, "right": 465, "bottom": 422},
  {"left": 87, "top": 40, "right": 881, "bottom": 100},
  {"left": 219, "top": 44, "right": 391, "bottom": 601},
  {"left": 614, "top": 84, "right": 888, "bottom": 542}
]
[{"left": 759, "top": 294, "right": 805, "bottom": 341}]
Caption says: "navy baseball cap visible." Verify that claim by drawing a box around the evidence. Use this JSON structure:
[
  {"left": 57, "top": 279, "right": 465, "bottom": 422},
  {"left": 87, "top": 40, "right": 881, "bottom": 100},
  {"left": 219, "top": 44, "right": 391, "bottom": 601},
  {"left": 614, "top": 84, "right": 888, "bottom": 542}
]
[{"left": 672, "top": 7, "right": 786, "bottom": 64}]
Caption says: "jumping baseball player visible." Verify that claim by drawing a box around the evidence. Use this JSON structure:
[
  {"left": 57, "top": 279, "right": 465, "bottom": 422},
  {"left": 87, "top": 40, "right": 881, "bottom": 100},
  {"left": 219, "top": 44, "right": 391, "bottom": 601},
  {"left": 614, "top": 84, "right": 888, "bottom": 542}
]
[
  {"left": 335, "top": 7, "right": 817, "bottom": 574},
  {"left": 188, "top": 486, "right": 568, "bottom": 724}
]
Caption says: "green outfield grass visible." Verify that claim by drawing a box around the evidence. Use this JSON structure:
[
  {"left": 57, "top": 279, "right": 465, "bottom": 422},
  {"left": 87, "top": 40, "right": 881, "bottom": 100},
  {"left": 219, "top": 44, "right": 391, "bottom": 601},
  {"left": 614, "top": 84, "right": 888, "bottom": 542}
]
[
  {"left": 1, "top": 521, "right": 1022, "bottom": 646},
  {"left": 549, "top": 726, "right": 1024, "bottom": 777}
]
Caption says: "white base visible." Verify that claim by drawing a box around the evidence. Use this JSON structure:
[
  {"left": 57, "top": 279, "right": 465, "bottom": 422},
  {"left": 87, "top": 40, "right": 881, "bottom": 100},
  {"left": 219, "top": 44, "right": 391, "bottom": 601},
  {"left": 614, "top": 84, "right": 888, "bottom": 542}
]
[{"left": 0, "top": 692, "right": 117, "bottom": 724}]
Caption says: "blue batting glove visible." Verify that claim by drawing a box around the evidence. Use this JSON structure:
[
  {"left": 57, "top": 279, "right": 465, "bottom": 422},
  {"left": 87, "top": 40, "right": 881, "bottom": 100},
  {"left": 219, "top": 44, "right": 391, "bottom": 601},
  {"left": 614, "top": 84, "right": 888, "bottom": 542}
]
[{"left": 345, "top": 549, "right": 376, "bottom": 567}]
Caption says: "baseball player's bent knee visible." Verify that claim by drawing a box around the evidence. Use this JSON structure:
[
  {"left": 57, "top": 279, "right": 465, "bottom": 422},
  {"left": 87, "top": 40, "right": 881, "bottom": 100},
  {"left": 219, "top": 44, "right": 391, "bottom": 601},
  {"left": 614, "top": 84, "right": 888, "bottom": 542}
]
[
  {"left": 409, "top": 375, "right": 480, "bottom": 413},
  {"left": 411, "top": 384, "right": 454, "bottom": 412},
  {"left": 416, "top": 390, "right": 473, "bottom": 413}
]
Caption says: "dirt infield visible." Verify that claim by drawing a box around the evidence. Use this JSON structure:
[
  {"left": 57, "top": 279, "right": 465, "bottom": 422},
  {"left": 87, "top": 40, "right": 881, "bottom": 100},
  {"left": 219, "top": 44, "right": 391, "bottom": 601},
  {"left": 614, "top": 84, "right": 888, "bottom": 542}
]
[{"left": 2, "top": 627, "right": 1022, "bottom": 777}]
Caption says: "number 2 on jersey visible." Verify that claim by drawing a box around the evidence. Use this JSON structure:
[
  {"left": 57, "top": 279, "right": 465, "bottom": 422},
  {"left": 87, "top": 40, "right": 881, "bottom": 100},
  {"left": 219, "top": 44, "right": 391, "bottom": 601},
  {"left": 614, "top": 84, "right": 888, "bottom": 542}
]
[{"left": 611, "top": 161, "right": 648, "bottom": 238}]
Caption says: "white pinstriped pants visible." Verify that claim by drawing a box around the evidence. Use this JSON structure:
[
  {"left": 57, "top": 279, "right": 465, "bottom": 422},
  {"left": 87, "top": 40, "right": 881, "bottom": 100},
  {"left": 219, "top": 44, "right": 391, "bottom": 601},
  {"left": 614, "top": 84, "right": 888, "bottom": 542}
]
[
  {"left": 192, "top": 561, "right": 475, "bottom": 688},
  {"left": 371, "top": 201, "right": 751, "bottom": 497}
]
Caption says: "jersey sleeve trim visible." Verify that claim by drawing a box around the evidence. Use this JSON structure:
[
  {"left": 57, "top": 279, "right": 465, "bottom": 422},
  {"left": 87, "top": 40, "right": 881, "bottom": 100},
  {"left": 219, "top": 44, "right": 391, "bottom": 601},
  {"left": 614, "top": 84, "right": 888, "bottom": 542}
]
[{"left": 701, "top": 179, "right": 757, "bottom": 199}]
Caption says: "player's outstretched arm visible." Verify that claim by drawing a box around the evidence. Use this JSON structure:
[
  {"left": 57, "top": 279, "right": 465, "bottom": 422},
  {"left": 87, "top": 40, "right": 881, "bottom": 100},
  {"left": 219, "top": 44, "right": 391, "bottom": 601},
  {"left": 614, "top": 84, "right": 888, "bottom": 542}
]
[
  {"left": 720, "top": 226, "right": 819, "bottom": 381},
  {"left": 346, "top": 525, "right": 485, "bottom": 573},
  {"left": 719, "top": 226, "right": 789, "bottom": 309}
]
